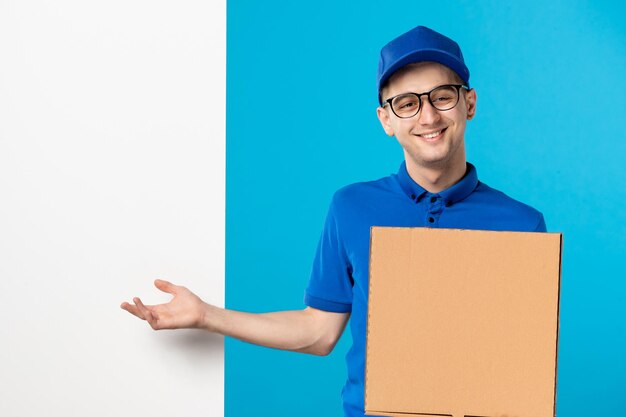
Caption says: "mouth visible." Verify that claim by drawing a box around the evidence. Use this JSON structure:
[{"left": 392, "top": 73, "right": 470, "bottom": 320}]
[{"left": 416, "top": 128, "right": 447, "bottom": 142}]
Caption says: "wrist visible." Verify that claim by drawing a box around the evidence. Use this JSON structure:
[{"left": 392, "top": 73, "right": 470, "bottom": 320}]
[{"left": 199, "top": 302, "right": 218, "bottom": 332}]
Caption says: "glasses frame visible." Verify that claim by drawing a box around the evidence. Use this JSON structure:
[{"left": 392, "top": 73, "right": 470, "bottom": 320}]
[{"left": 382, "top": 84, "right": 470, "bottom": 119}]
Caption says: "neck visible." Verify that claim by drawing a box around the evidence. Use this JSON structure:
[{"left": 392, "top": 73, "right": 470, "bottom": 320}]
[{"left": 405, "top": 157, "right": 467, "bottom": 194}]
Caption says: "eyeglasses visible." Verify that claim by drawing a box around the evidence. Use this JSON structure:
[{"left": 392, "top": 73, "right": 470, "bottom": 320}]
[{"left": 382, "top": 84, "right": 469, "bottom": 119}]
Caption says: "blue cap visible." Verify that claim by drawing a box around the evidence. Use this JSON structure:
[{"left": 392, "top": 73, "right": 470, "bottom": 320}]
[{"left": 377, "top": 26, "right": 470, "bottom": 104}]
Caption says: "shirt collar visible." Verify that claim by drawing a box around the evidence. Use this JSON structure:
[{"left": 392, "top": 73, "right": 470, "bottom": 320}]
[{"left": 396, "top": 160, "right": 479, "bottom": 204}]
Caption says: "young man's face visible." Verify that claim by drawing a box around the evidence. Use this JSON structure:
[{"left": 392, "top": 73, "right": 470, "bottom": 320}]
[{"left": 377, "top": 62, "right": 477, "bottom": 172}]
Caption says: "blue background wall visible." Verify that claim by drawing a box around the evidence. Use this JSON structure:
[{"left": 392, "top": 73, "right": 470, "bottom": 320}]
[{"left": 226, "top": 1, "right": 625, "bottom": 415}]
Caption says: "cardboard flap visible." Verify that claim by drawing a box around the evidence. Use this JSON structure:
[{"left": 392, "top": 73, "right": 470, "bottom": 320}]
[{"left": 365, "top": 227, "right": 562, "bottom": 417}]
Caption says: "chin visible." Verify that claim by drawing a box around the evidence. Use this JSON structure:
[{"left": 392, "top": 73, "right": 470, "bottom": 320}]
[{"left": 414, "top": 152, "right": 451, "bottom": 166}]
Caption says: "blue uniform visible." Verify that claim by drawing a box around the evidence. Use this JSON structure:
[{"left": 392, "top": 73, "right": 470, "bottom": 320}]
[{"left": 304, "top": 161, "right": 547, "bottom": 417}]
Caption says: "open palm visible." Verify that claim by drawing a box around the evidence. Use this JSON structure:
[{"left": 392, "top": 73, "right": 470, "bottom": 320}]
[{"left": 121, "top": 279, "right": 206, "bottom": 330}]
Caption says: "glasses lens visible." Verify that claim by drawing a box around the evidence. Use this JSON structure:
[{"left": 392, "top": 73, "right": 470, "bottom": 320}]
[
  {"left": 391, "top": 93, "right": 420, "bottom": 118},
  {"left": 429, "top": 85, "right": 459, "bottom": 111}
]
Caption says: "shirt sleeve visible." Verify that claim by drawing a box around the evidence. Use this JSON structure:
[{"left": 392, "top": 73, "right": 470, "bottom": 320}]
[
  {"left": 534, "top": 213, "right": 547, "bottom": 232},
  {"left": 304, "top": 196, "right": 353, "bottom": 313}
]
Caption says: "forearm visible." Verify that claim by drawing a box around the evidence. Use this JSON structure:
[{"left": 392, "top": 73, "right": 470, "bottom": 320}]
[
  {"left": 200, "top": 304, "right": 332, "bottom": 355},
  {"left": 122, "top": 280, "right": 345, "bottom": 354}
]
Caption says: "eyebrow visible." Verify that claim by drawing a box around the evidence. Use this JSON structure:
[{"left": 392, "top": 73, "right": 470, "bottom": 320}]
[{"left": 385, "top": 83, "right": 461, "bottom": 102}]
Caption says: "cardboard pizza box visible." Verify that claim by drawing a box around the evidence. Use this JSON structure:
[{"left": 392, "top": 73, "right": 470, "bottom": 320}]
[{"left": 365, "top": 227, "right": 563, "bottom": 417}]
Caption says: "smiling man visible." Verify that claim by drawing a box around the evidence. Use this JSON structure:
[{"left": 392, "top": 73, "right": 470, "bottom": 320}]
[
  {"left": 378, "top": 61, "right": 473, "bottom": 192},
  {"left": 122, "top": 25, "right": 546, "bottom": 417}
]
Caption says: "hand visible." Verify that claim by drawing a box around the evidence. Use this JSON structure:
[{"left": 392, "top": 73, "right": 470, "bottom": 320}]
[{"left": 120, "top": 279, "right": 207, "bottom": 330}]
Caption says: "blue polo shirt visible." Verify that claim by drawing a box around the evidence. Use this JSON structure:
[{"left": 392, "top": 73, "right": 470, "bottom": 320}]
[{"left": 304, "top": 161, "right": 547, "bottom": 417}]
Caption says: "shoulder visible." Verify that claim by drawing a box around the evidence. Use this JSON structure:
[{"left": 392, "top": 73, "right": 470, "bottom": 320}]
[
  {"left": 474, "top": 181, "right": 546, "bottom": 232},
  {"left": 475, "top": 181, "right": 540, "bottom": 215},
  {"left": 330, "top": 173, "right": 401, "bottom": 209}
]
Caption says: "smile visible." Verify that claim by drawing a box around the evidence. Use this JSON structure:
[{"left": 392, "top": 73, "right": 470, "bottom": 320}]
[{"left": 417, "top": 128, "right": 446, "bottom": 141}]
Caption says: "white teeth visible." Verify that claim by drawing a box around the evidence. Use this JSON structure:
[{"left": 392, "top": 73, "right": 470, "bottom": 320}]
[{"left": 420, "top": 130, "right": 442, "bottom": 139}]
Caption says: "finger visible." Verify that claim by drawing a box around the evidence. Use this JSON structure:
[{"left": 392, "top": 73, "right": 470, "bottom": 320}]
[
  {"left": 120, "top": 302, "right": 145, "bottom": 320},
  {"left": 121, "top": 301, "right": 149, "bottom": 320},
  {"left": 154, "top": 279, "right": 177, "bottom": 295},
  {"left": 133, "top": 297, "right": 156, "bottom": 324}
]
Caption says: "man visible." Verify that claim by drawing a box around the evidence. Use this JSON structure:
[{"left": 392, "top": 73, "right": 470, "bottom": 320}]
[{"left": 121, "top": 25, "right": 546, "bottom": 417}]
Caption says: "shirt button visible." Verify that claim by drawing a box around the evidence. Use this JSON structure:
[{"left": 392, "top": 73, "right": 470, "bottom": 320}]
[
  {"left": 430, "top": 196, "right": 437, "bottom": 203},
  {"left": 445, "top": 201, "right": 453, "bottom": 207},
  {"left": 411, "top": 194, "right": 416, "bottom": 200},
  {"left": 428, "top": 217, "right": 435, "bottom": 223}
]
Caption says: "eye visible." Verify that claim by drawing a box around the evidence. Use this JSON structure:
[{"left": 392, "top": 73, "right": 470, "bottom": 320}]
[
  {"left": 433, "top": 94, "right": 453, "bottom": 102},
  {"left": 430, "top": 86, "right": 458, "bottom": 105},
  {"left": 392, "top": 95, "right": 419, "bottom": 111}
]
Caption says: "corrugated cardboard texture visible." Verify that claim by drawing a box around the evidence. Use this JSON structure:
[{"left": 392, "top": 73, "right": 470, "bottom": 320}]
[{"left": 365, "top": 227, "right": 562, "bottom": 417}]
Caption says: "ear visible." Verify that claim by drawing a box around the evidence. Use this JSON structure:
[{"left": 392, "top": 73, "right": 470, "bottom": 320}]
[
  {"left": 376, "top": 106, "right": 395, "bottom": 136},
  {"left": 465, "top": 88, "right": 477, "bottom": 120}
]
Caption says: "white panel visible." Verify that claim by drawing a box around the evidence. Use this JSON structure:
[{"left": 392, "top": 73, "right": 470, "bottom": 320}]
[{"left": 0, "top": 1, "right": 225, "bottom": 415}]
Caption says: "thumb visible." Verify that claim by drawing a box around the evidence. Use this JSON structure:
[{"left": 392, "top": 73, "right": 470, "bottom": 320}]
[{"left": 154, "top": 279, "right": 177, "bottom": 295}]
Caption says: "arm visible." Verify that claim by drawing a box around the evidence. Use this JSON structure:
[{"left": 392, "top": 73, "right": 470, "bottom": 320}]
[{"left": 121, "top": 279, "right": 350, "bottom": 356}]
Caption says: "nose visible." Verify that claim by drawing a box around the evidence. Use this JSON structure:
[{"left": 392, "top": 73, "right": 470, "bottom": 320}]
[{"left": 417, "top": 98, "right": 441, "bottom": 125}]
